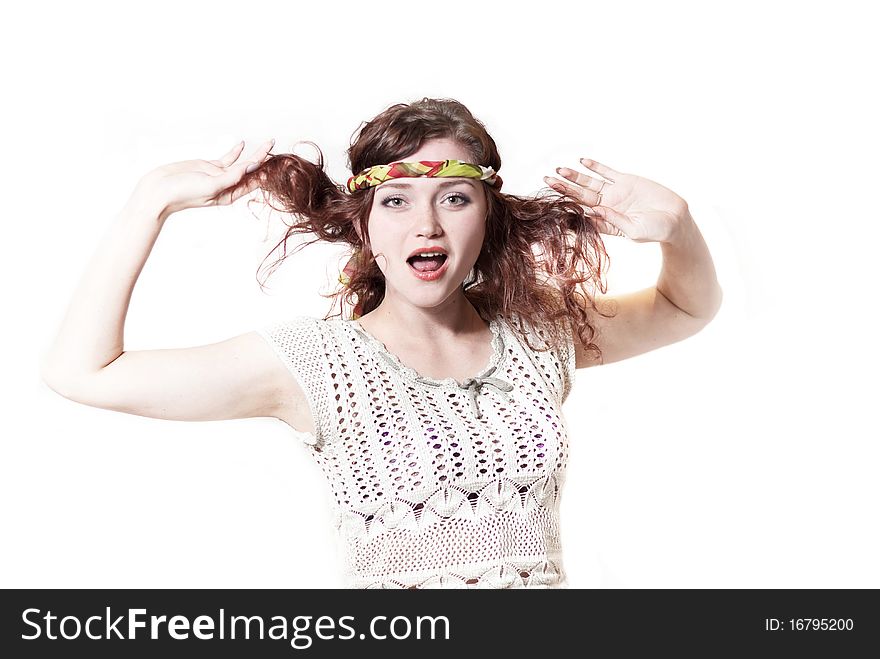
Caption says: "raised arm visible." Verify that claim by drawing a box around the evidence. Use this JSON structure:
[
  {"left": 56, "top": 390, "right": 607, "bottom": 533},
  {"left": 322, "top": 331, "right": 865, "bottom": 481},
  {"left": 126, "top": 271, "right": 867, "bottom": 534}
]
[
  {"left": 40, "top": 140, "right": 315, "bottom": 434},
  {"left": 545, "top": 158, "right": 723, "bottom": 368}
]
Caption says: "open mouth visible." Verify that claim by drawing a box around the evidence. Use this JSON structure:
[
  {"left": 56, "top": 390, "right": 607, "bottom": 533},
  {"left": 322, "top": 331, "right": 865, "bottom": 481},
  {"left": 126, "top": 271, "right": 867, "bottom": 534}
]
[{"left": 406, "top": 253, "right": 449, "bottom": 273}]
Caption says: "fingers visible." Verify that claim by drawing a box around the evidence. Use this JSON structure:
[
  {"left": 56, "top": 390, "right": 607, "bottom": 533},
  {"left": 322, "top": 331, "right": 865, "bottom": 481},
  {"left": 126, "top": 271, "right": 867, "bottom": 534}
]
[
  {"left": 555, "top": 167, "right": 606, "bottom": 194},
  {"left": 216, "top": 175, "right": 264, "bottom": 206},
  {"left": 207, "top": 138, "right": 274, "bottom": 173},
  {"left": 541, "top": 178, "right": 629, "bottom": 238},
  {"left": 544, "top": 172, "right": 603, "bottom": 207},
  {"left": 547, "top": 169, "right": 605, "bottom": 207},
  {"left": 243, "top": 138, "right": 275, "bottom": 173},
  {"left": 211, "top": 139, "right": 274, "bottom": 206},
  {"left": 544, "top": 157, "right": 620, "bottom": 208},
  {"left": 590, "top": 205, "right": 629, "bottom": 238},
  {"left": 598, "top": 221, "right": 627, "bottom": 238},
  {"left": 208, "top": 141, "right": 245, "bottom": 168},
  {"left": 579, "top": 158, "right": 619, "bottom": 183}
]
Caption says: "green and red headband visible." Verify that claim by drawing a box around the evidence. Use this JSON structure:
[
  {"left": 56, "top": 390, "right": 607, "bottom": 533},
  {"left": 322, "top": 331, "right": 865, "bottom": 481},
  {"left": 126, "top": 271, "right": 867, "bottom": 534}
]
[{"left": 346, "top": 159, "right": 502, "bottom": 193}]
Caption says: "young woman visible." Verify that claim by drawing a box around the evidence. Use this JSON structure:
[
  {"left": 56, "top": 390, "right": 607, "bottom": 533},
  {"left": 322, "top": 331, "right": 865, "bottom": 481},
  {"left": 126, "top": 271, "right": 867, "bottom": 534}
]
[{"left": 41, "top": 98, "right": 722, "bottom": 588}]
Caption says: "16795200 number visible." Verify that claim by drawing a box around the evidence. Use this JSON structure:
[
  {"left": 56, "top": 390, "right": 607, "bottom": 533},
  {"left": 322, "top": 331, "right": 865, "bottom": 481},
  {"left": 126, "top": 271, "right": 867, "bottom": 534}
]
[
  {"left": 764, "top": 618, "right": 854, "bottom": 631},
  {"left": 790, "top": 618, "right": 853, "bottom": 631}
]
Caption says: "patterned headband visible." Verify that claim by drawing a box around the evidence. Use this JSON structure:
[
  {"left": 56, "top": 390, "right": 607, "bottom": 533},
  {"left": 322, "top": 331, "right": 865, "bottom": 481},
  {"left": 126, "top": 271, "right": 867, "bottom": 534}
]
[{"left": 346, "top": 159, "right": 502, "bottom": 193}]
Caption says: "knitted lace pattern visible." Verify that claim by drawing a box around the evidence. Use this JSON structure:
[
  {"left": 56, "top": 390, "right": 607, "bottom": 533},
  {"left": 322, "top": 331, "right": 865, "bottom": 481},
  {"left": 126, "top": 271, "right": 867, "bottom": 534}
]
[{"left": 256, "top": 314, "right": 576, "bottom": 588}]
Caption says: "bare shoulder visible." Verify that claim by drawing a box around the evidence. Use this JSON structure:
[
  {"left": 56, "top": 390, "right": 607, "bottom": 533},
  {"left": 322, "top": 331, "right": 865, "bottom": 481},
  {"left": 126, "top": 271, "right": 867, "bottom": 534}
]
[{"left": 573, "top": 287, "right": 718, "bottom": 369}]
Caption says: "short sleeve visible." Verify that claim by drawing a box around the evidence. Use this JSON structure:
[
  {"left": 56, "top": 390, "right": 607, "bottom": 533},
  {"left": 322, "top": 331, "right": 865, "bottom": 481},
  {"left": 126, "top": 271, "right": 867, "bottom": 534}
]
[
  {"left": 558, "top": 323, "right": 576, "bottom": 404},
  {"left": 256, "top": 316, "right": 329, "bottom": 447},
  {"left": 506, "top": 313, "right": 577, "bottom": 406}
]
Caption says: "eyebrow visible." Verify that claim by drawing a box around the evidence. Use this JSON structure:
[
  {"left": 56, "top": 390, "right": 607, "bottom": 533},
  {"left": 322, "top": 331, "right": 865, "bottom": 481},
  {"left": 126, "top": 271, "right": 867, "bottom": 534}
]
[{"left": 377, "top": 179, "right": 478, "bottom": 191}]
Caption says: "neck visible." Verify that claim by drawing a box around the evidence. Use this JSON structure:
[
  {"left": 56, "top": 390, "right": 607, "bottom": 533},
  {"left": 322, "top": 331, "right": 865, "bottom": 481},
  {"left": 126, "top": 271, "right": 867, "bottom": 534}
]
[{"left": 362, "top": 291, "right": 487, "bottom": 342}]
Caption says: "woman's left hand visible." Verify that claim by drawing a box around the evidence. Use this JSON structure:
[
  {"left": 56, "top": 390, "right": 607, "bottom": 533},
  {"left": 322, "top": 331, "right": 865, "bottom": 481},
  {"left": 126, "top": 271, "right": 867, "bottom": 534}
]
[{"left": 544, "top": 158, "right": 690, "bottom": 243}]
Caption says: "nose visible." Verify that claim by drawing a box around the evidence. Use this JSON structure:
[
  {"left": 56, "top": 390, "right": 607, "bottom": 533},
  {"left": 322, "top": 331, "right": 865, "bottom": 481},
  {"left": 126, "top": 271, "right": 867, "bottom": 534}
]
[{"left": 414, "top": 205, "right": 443, "bottom": 238}]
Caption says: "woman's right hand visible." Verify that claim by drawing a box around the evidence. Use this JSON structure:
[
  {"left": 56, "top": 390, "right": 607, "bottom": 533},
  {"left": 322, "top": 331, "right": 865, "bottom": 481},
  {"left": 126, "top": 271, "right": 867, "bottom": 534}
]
[{"left": 136, "top": 139, "right": 275, "bottom": 216}]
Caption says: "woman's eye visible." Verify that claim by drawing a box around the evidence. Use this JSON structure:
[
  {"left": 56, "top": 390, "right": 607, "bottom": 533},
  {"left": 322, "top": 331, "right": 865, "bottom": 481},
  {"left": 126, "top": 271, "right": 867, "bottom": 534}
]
[{"left": 380, "top": 193, "right": 470, "bottom": 208}]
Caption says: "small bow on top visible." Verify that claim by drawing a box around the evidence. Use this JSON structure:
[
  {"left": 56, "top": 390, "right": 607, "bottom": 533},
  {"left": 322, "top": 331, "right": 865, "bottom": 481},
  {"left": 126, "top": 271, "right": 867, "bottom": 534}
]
[{"left": 456, "top": 366, "right": 514, "bottom": 419}]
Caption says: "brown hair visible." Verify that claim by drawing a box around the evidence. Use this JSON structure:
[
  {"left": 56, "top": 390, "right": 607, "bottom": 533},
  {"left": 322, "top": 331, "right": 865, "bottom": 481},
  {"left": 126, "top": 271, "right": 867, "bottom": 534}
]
[{"left": 227, "top": 97, "right": 612, "bottom": 360}]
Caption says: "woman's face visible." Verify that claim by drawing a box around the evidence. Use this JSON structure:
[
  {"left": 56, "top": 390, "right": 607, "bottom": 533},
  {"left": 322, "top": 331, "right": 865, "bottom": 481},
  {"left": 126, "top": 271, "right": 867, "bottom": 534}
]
[{"left": 366, "top": 138, "right": 489, "bottom": 310}]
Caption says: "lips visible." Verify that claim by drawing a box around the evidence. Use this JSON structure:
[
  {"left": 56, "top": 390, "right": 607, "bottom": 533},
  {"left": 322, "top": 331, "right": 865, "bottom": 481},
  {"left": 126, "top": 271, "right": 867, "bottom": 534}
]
[
  {"left": 405, "top": 247, "right": 450, "bottom": 281},
  {"left": 406, "top": 246, "right": 449, "bottom": 260}
]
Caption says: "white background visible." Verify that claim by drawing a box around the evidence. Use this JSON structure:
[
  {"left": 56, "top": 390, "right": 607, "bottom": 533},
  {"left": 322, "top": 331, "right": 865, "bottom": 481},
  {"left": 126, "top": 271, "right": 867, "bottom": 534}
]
[{"left": 2, "top": 0, "right": 877, "bottom": 588}]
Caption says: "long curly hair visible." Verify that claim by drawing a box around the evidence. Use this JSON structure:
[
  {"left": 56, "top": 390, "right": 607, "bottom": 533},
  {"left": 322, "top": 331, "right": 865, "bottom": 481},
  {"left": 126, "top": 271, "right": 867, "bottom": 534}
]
[{"left": 229, "top": 97, "right": 612, "bottom": 359}]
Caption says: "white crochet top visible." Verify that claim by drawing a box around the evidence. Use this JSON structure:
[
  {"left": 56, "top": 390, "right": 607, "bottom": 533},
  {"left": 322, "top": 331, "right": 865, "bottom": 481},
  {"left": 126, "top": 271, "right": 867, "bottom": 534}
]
[{"left": 256, "top": 313, "right": 576, "bottom": 588}]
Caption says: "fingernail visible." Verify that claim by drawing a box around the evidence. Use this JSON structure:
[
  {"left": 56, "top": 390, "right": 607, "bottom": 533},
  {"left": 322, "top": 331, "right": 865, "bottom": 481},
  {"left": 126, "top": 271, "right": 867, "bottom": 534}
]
[{"left": 246, "top": 162, "right": 259, "bottom": 174}]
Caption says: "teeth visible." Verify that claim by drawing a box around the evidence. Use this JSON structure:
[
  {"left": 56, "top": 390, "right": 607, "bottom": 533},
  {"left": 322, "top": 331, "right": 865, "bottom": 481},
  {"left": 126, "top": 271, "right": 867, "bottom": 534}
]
[{"left": 413, "top": 252, "right": 445, "bottom": 258}]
